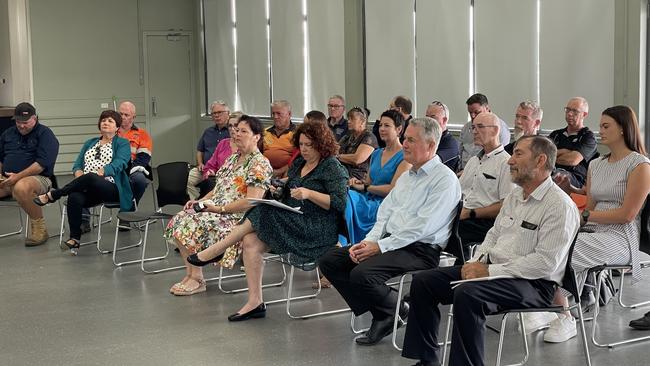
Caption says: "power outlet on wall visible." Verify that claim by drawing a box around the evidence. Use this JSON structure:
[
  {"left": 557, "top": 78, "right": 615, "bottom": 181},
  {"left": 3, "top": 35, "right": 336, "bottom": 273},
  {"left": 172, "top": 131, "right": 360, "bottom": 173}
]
[{"left": 100, "top": 103, "right": 109, "bottom": 108}]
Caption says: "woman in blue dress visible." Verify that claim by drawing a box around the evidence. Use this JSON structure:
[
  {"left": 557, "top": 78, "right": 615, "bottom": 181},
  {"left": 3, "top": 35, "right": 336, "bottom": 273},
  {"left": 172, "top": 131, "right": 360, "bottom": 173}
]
[{"left": 345, "top": 109, "right": 412, "bottom": 244}]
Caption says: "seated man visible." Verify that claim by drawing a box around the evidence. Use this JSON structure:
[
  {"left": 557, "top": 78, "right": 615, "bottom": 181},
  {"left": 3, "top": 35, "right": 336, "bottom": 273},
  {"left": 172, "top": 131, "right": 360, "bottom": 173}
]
[
  {"left": 424, "top": 101, "right": 460, "bottom": 171},
  {"left": 263, "top": 100, "right": 297, "bottom": 177},
  {"left": 319, "top": 117, "right": 461, "bottom": 346},
  {"left": 117, "top": 101, "right": 152, "bottom": 203},
  {"left": 0, "top": 102, "right": 59, "bottom": 246},
  {"left": 327, "top": 94, "right": 348, "bottom": 141},
  {"left": 458, "top": 112, "right": 514, "bottom": 250},
  {"left": 187, "top": 100, "right": 230, "bottom": 200},
  {"left": 504, "top": 100, "right": 543, "bottom": 155},
  {"left": 401, "top": 136, "right": 579, "bottom": 366},
  {"left": 548, "top": 96, "right": 597, "bottom": 188},
  {"left": 459, "top": 93, "right": 510, "bottom": 171}
]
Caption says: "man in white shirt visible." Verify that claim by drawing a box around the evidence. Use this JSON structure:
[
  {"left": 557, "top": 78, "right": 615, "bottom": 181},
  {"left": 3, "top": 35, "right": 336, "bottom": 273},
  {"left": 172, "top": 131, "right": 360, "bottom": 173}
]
[
  {"left": 319, "top": 117, "right": 461, "bottom": 347},
  {"left": 459, "top": 93, "right": 510, "bottom": 171},
  {"left": 401, "top": 135, "right": 579, "bottom": 366},
  {"left": 458, "top": 112, "right": 514, "bottom": 252}
]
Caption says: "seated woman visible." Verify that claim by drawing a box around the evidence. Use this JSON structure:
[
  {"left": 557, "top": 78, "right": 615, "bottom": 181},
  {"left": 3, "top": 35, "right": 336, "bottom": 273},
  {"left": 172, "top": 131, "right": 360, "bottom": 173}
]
[
  {"left": 34, "top": 110, "right": 134, "bottom": 251},
  {"left": 186, "top": 121, "right": 348, "bottom": 320},
  {"left": 346, "top": 110, "right": 411, "bottom": 244},
  {"left": 194, "top": 112, "right": 243, "bottom": 196},
  {"left": 337, "top": 107, "right": 378, "bottom": 180},
  {"left": 163, "top": 115, "right": 272, "bottom": 295},
  {"left": 539, "top": 105, "right": 650, "bottom": 343}
]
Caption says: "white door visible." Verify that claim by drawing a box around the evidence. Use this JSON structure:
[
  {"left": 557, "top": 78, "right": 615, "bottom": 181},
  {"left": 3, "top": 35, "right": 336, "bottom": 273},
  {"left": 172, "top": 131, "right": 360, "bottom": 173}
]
[{"left": 144, "top": 32, "right": 195, "bottom": 166}]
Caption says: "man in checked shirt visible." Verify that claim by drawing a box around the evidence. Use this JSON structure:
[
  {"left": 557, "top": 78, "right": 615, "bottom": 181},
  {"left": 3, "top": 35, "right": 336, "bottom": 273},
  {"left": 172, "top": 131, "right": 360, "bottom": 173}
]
[{"left": 401, "top": 135, "right": 580, "bottom": 366}]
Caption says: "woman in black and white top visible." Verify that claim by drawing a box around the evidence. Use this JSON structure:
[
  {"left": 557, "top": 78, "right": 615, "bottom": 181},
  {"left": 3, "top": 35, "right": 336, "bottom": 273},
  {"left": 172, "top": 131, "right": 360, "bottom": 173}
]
[{"left": 34, "top": 110, "right": 133, "bottom": 251}]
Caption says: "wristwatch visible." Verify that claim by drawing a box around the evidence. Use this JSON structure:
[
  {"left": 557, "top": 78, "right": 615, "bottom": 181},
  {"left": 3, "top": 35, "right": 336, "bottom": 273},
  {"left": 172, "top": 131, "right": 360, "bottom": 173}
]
[
  {"left": 363, "top": 184, "right": 369, "bottom": 192},
  {"left": 469, "top": 209, "right": 476, "bottom": 219},
  {"left": 581, "top": 209, "right": 590, "bottom": 222}
]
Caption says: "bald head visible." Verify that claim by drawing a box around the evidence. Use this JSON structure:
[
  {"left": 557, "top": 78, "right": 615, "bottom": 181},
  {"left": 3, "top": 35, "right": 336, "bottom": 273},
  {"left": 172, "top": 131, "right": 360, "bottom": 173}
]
[
  {"left": 472, "top": 112, "right": 501, "bottom": 149},
  {"left": 119, "top": 101, "right": 136, "bottom": 131}
]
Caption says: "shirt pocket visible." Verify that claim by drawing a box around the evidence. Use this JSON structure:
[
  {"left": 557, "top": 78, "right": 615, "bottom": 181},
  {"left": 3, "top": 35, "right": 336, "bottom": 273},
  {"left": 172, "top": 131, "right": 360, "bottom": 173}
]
[{"left": 515, "top": 221, "right": 539, "bottom": 255}]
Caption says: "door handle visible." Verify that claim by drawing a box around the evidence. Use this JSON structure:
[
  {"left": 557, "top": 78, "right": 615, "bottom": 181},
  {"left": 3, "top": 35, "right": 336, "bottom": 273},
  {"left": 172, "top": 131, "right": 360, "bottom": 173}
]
[{"left": 151, "top": 97, "right": 158, "bottom": 117}]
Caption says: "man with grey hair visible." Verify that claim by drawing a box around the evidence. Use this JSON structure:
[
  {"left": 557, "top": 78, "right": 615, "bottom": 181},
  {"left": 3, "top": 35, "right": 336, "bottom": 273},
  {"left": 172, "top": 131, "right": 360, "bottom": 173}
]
[
  {"left": 320, "top": 117, "right": 461, "bottom": 347},
  {"left": 402, "top": 135, "right": 579, "bottom": 366},
  {"left": 187, "top": 100, "right": 230, "bottom": 200},
  {"left": 548, "top": 96, "right": 596, "bottom": 188},
  {"left": 263, "top": 100, "right": 296, "bottom": 177},
  {"left": 327, "top": 94, "right": 348, "bottom": 141},
  {"left": 425, "top": 101, "right": 460, "bottom": 171},
  {"left": 504, "top": 100, "right": 543, "bottom": 155},
  {"left": 458, "top": 112, "right": 514, "bottom": 255}
]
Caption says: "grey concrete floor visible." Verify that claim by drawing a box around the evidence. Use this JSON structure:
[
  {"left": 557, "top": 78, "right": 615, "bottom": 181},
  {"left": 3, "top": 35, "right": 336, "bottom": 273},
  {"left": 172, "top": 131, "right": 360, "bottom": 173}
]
[{"left": 2, "top": 180, "right": 650, "bottom": 365}]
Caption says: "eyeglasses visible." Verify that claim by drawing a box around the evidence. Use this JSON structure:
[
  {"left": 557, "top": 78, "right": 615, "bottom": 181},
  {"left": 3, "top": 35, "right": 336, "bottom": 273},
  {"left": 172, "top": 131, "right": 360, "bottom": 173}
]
[
  {"left": 564, "top": 107, "right": 584, "bottom": 115},
  {"left": 211, "top": 110, "right": 228, "bottom": 116},
  {"left": 94, "top": 145, "right": 102, "bottom": 160},
  {"left": 471, "top": 124, "right": 498, "bottom": 130},
  {"left": 228, "top": 124, "right": 238, "bottom": 129},
  {"left": 327, "top": 104, "right": 344, "bottom": 109}
]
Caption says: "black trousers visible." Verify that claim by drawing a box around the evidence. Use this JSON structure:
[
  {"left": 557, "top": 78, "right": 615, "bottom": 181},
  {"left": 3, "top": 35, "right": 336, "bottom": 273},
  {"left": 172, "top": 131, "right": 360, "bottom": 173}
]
[
  {"left": 458, "top": 218, "right": 495, "bottom": 245},
  {"left": 401, "top": 266, "right": 556, "bottom": 366},
  {"left": 318, "top": 243, "right": 441, "bottom": 319},
  {"left": 52, "top": 173, "right": 119, "bottom": 240}
]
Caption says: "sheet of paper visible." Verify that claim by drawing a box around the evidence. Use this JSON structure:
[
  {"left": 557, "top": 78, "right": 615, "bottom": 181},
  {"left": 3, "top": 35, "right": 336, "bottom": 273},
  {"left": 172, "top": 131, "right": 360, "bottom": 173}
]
[
  {"left": 247, "top": 198, "right": 303, "bottom": 214},
  {"left": 450, "top": 275, "right": 515, "bottom": 289}
]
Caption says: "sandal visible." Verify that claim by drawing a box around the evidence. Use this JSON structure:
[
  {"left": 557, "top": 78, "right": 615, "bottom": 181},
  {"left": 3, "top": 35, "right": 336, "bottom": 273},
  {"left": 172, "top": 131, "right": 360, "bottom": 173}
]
[
  {"left": 312, "top": 275, "right": 332, "bottom": 289},
  {"left": 170, "top": 277, "right": 190, "bottom": 294},
  {"left": 172, "top": 279, "right": 206, "bottom": 296},
  {"left": 33, "top": 191, "right": 55, "bottom": 206},
  {"left": 61, "top": 238, "right": 80, "bottom": 250}
]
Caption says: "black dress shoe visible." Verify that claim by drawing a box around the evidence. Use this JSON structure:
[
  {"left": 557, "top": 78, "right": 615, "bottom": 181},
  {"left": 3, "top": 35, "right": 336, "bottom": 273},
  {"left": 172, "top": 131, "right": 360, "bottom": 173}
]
[
  {"left": 356, "top": 316, "right": 399, "bottom": 346},
  {"left": 228, "top": 303, "right": 267, "bottom": 322},
  {"left": 186, "top": 252, "right": 224, "bottom": 267},
  {"left": 629, "top": 311, "right": 650, "bottom": 330}
]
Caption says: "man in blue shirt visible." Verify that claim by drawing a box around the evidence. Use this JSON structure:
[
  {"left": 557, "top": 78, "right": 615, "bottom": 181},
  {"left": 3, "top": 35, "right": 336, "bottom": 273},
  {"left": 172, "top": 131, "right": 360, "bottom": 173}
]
[
  {"left": 320, "top": 117, "right": 461, "bottom": 346},
  {"left": 0, "top": 102, "right": 59, "bottom": 246},
  {"left": 424, "top": 101, "right": 460, "bottom": 171},
  {"left": 187, "top": 100, "right": 230, "bottom": 200}
]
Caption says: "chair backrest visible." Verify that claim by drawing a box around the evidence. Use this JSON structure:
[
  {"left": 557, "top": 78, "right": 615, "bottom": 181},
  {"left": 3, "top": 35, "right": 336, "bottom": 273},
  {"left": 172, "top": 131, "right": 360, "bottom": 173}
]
[
  {"left": 560, "top": 230, "right": 582, "bottom": 301},
  {"left": 443, "top": 200, "right": 466, "bottom": 264},
  {"left": 155, "top": 162, "right": 190, "bottom": 209},
  {"left": 639, "top": 195, "right": 650, "bottom": 256}
]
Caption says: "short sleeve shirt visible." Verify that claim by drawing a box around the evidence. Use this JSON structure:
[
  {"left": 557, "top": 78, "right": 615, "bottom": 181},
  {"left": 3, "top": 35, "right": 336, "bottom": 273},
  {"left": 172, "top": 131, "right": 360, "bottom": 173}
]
[{"left": 338, "top": 130, "right": 378, "bottom": 180}]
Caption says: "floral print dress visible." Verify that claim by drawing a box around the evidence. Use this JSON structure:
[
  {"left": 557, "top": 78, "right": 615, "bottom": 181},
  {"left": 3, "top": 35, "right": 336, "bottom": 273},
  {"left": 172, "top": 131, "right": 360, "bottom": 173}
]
[{"left": 164, "top": 151, "right": 272, "bottom": 268}]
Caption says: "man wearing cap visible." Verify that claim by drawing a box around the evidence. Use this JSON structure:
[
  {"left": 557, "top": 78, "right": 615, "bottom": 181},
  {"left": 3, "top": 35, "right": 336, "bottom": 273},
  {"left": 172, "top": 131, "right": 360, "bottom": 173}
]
[{"left": 0, "top": 102, "right": 60, "bottom": 246}]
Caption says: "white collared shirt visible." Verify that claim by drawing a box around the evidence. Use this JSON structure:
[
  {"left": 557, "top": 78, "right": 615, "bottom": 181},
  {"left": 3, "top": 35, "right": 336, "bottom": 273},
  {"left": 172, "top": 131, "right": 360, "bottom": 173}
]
[
  {"left": 365, "top": 155, "right": 462, "bottom": 253},
  {"left": 471, "top": 177, "right": 580, "bottom": 284},
  {"left": 459, "top": 145, "right": 514, "bottom": 209}
]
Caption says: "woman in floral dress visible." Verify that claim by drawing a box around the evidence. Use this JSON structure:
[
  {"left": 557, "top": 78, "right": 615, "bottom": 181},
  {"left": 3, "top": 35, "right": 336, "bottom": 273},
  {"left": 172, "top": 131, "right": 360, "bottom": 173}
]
[{"left": 164, "top": 115, "right": 272, "bottom": 296}]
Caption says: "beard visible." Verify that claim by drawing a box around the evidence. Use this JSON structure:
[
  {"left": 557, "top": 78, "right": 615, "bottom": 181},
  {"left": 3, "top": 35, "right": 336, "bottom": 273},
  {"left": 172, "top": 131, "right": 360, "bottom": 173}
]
[
  {"left": 513, "top": 128, "right": 524, "bottom": 141},
  {"left": 510, "top": 166, "right": 534, "bottom": 185}
]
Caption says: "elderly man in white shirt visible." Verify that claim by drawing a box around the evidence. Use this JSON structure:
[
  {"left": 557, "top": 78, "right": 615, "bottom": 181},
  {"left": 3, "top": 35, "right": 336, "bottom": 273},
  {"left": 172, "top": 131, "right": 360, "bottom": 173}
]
[
  {"left": 319, "top": 117, "right": 461, "bottom": 347},
  {"left": 458, "top": 112, "right": 514, "bottom": 254},
  {"left": 401, "top": 135, "right": 579, "bottom": 366}
]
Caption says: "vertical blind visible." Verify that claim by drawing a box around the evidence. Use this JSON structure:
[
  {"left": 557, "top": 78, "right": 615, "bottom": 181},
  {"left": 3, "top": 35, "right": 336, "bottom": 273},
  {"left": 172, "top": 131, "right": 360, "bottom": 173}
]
[{"left": 204, "top": 0, "right": 616, "bottom": 130}]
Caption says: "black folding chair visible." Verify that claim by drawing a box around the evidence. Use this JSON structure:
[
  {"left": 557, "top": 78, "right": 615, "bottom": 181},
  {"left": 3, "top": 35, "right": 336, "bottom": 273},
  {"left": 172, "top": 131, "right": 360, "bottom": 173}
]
[{"left": 111, "top": 161, "right": 190, "bottom": 273}]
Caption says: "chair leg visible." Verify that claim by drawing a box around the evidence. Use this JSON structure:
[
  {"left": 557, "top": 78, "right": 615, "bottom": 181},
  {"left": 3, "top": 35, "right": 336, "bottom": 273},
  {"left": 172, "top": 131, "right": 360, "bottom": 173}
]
[
  {"left": 495, "top": 312, "right": 529, "bottom": 366},
  {"left": 217, "top": 257, "right": 287, "bottom": 294},
  {"left": 442, "top": 305, "right": 454, "bottom": 365},
  {"left": 591, "top": 270, "right": 650, "bottom": 348},
  {"left": 616, "top": 267, "right": 650, "bottom": 309},
  {"left": 350, "top": 313, "right": 370, "bottom": 334},
  {"left": 0, "top": 206, "right": 24, "bottom": 238},
  {"left": 141, "top": 214, "right": 185, "bottom": 274},
  {"left": 575, "top": 302, "right": 593, "bottom": 365},
  {"left": 392, "top": 274, "right": 409, "bottom": 351}
]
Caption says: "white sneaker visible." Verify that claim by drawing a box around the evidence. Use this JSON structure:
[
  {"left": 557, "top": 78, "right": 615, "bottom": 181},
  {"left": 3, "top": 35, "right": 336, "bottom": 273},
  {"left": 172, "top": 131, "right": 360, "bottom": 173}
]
[
  {"left": 518, "top": 312, "right": 558, "bottom": 334},
  {"left": 543, "top": 314, "right": 577, "bottom": 343}
]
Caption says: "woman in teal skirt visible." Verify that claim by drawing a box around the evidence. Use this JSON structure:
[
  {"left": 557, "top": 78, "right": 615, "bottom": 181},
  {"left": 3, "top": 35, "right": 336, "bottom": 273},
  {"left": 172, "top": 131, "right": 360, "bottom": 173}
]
[
  {"left": 186, "top": 120, "right": 348, "bottom": 321},
  {"left": 345, "top": 110, "right": 411, "bottom": 244}
]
